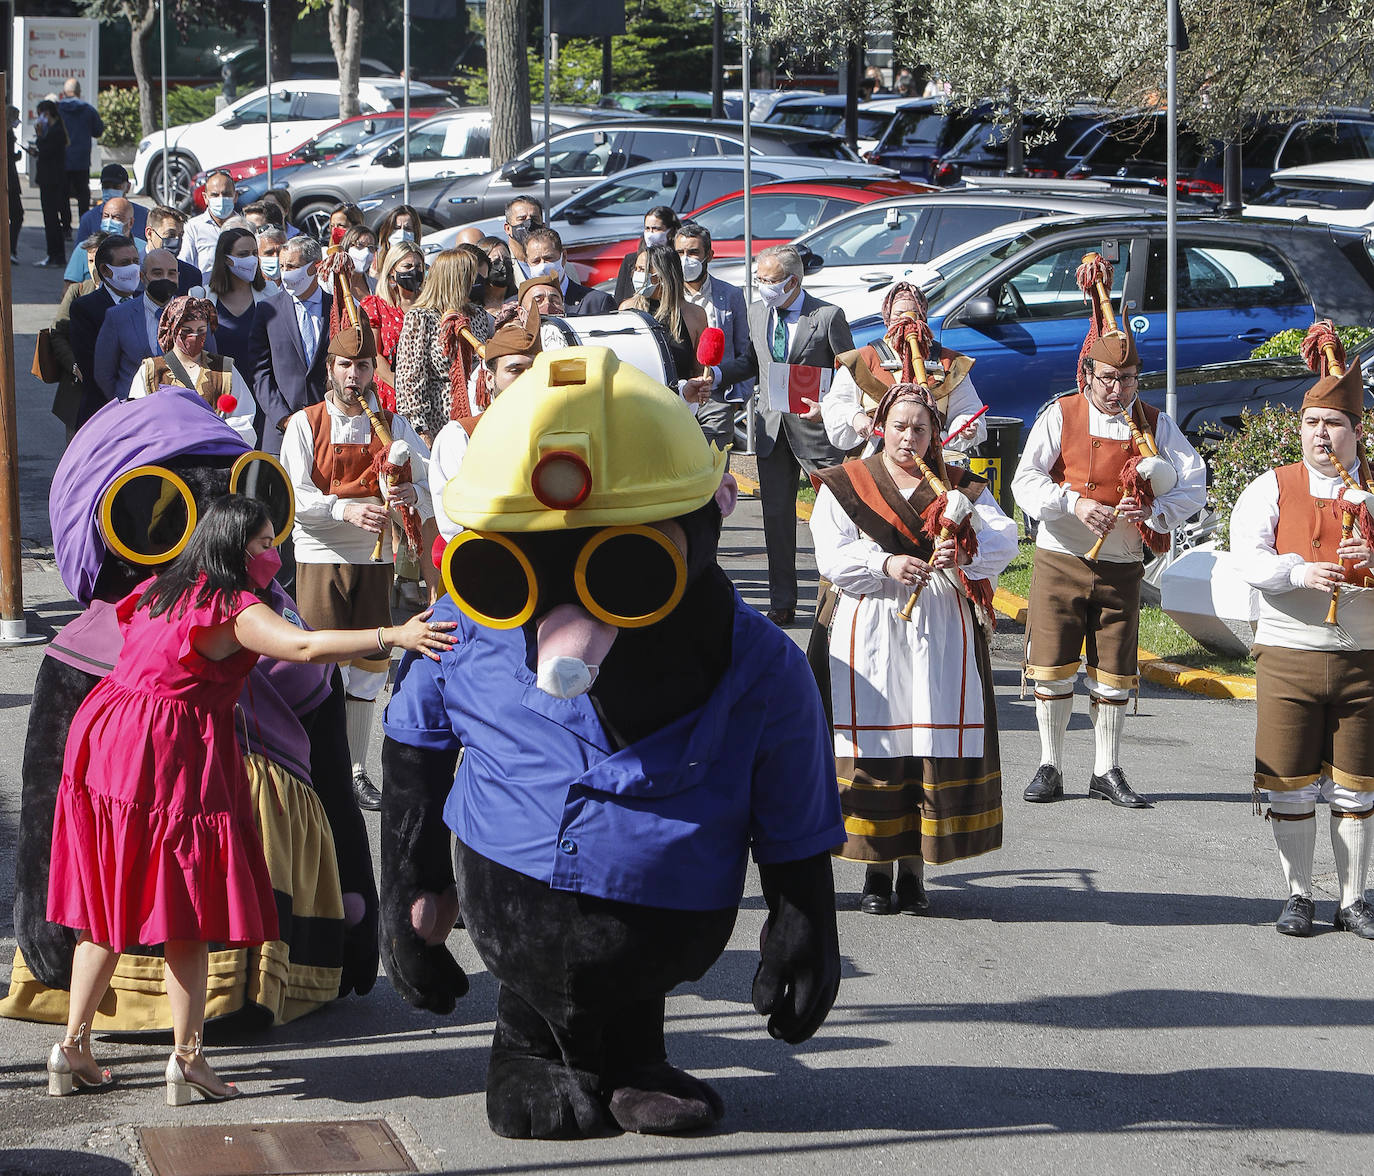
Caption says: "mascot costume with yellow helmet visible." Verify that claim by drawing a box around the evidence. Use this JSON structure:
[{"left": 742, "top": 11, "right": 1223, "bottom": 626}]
[
  {"left": 381, "top": 346, "right": 844, "bottom": 1138},
  {"left": 3, "top": 387, "right": 378, "bottom": 1031}
]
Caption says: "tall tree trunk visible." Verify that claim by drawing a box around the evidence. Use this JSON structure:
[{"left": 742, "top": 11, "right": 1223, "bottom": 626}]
[
  {"left": 269, "top": 0, "right": 297, "bottom": 86},
  {"left": 488, "top": 0, "right": 532, "bottom": 170},
  {"left": 329, "top": 0, "right": 364, "bottom": 119},
  {"left": 125, "top": 0, "right": 158, "bottom": 135}
]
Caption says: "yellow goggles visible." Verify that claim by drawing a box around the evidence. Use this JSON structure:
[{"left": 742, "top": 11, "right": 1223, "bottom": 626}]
[{"left": 440, "top": 524, "right": 688, "bottom": 631}]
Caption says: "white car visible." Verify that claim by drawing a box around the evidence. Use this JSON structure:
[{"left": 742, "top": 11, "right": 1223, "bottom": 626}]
[
  {"left": 133, "top": 77, "right": 452, "bottom": 206},
  {"left": 1246, "top": 159, "right": 1374, "bottom": 227}
]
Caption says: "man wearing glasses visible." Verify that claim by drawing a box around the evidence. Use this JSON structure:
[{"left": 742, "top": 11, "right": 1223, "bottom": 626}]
[{"left": 1012, "top": 321, "right": 1205, "bottom": 809}]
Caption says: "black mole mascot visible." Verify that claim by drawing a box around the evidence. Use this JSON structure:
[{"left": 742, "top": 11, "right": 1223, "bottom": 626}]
[
  {"left": 380, "top": 345, "right": 844, "bottom": 1138},
  {"left": 2, "top": 386, "right": 378, "bottom": 1031}
]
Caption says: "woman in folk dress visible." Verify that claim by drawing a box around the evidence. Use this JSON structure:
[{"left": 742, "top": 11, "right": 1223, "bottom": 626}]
[{"left": 808, "top": 383, "right": 1017, "bottom": 915}]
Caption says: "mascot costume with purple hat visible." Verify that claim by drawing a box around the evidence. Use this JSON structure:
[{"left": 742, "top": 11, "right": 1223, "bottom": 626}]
[
  {"left": 2, "top": 387, "right": 378, "bottom": 1030},
  {"left": 380, "top": 345, "right": 844, "bottom": 1139}
]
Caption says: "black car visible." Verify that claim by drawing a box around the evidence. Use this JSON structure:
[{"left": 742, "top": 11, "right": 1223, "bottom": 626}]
[
  {"left": 1065, "top": 108, "right": 1374, "bottom": 199},
  {"left": 932, "top": 106, "right": 1109, "bottom": 185},
  {"left": 868, "top": 99, "right": 988, "bottom": 181},
  {"left": 357, "top": 118, "right": 865, "bottom": 232}
]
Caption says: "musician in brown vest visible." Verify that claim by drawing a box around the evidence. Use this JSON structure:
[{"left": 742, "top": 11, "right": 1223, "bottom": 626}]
[
  {"left": 823, "top": 282, "right": 985, "bottom": 459},
  {"left": 1231, "top": 360, "right": 1374, "bottom": 939},
  {"left": 809, "top": 382, "right": 1017, "bottom": 915},
  {"left": 279, "top": 309, "right": 433, "bottom": 810},
  {"left": 1012, "top": 314, "right": 1205, "bottom": 809},
  {"left": 428, "top": 311, "right": 541, "bottom": 543}
]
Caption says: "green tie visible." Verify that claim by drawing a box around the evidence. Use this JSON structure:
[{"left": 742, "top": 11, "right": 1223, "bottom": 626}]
[{"left": 771, "top": 311, "right": 787, "bottom": 362}]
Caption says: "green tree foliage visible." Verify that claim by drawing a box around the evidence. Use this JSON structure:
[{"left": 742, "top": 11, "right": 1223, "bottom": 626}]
[
  {"left": 96, "top": 87, "right": 141, "bottom": 147},
  {"left": 1249, "top": 324, "right": 1373, "bottom": 360}
]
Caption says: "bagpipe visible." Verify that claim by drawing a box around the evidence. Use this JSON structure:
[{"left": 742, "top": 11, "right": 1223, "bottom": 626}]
[
  {"left": 1302, "top": 320, "right": 1374, "bottom": 624},
  {"left": 1075, "top": 251, "right": 1177, "bottom": 560}
]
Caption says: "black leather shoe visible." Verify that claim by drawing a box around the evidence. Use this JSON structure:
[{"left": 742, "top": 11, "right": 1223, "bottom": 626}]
[
  {"left": 859, "top": 869, "right": 892, "bottom": 915},
  {"left": 1275, "top": 894, "right": 1316, "bottom": 937},
  {"left": 894, "top": 873, "right": 930, "bottom": 915},
  {"left": 1023, "top": 764, "right": 1064, "bottom": 803},
  {"left": 1088, "top": 768, "right": 1152, "bottom": 809},
  {"left": 765, "top": 607, "right": 796, "bottom": 627},
  {"left": 1334, "top": 898, "right": 1374, "bottom": 938},
  {"left": 352, "top": 769, "right": 382, "bottom": 811}
]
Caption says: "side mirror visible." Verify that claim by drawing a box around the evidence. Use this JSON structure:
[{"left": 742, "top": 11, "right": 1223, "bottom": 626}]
[
  {"left": 221, "top": 117, "right": 242, "bottom": 131},
  {"left": 378, "top": 145, "right": 401, "bottom": 168},
  {"left": 962, "top": 295, "right": 998, "bottom": 325},
  {"left": 796, "top": 244, "right": 825, "bottom": 275},
  {"left": 661, "top": 170, "right": 677, "bottom": 186},
  {"left": 501, "top": 159, "right": 534, "bottom": 183},
  {"left": 564, "top": 208, "right": 590, "bottom": 225}
]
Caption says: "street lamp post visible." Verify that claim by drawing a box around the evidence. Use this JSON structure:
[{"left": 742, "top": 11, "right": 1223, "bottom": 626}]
[
  {"left": 159, "top": 0, "right": 169, "bottom": 203},
  {"left": 742, "top": 0, "right": 754, "bottom": 454},
  {"left": 402, "top": 0, "right": 411, "bottom": 204}
]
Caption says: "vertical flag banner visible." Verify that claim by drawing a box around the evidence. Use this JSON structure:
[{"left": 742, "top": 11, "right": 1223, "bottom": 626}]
[{"left": 766, "top": 363, "right": 831, "bottom": 414}]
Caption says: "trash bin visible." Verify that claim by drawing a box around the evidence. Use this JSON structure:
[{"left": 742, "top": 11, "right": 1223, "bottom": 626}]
[{"left": 967, "top": 416, "right": 1023, "bottom": 519}]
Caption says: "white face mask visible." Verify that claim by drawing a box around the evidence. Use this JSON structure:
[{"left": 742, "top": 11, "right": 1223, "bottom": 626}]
[
  {"left": 633, "top": 270, "right": 657, "bottom": 297},
  {"left": 280, "top": 263, "right": 316, "bottom": 296},
  {"left": 643, "top": 228, "right": 668, "bottom": 248},
  {"left": 103, "top": 262, "right": 142, "bottom": 295},
  {"left": 227, "top": 254, "right": 260, "bottom": 282},
  {"left": 347, "top": 246, "right": 376, "bottom": 273},
  {"left": 527, "top": 257, "right": 564, "bottom": 284},
  {"left": 389, "top": 228, "right": 415, "bottom": 245},
  {"left": 207, "top": 194, "right": 235, "bottom": 219},
  {"left": 756, "top": 276, "right": 792, "bottom": 308},
  {"left": 679, "top": 255, "right": 704, "bottom": 283}
]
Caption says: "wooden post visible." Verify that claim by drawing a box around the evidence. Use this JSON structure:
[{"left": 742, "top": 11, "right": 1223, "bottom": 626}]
[{"left": 0, "top": 70, "right": 33, "bottom": 644}]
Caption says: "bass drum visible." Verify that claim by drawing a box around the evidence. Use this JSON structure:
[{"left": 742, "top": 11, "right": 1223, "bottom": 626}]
[{"left": 538, "top": 310, "right": 679, "bottom": 387}]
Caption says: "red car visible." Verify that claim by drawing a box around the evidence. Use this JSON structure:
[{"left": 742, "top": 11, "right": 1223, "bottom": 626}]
[
  {"left": 189, "top": 108, "right": 445, "bottom": 210},
  {"left": 563, "top": 178, "right": 933, "bottom": 288}
]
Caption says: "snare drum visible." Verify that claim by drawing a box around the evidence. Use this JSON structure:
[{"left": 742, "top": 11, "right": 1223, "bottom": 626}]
[{"left": 538, "top": 310, "right": 679, "bottom": 386}]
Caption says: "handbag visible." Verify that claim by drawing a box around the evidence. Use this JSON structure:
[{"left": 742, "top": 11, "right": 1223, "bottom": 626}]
[{"left": 31, "top": 327, "right": 58, "bottom": 383}]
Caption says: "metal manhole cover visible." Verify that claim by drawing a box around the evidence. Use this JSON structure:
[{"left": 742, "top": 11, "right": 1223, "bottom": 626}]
[{"left": 137, "top": 1120, "right": 417, "bottom": 1176}]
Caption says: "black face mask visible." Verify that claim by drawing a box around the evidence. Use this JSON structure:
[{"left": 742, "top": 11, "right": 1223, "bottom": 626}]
[
  {"left": 509, "top": 222, "right": 539, "bottom": 248},
  {"left": 393, "top": 269, "right": 423, "bottom": 293},
  {"left": 146, "top": 278, "right": 178, "bottom": 306},
  {"left": 470, "top": 278, "right": 486, "bottom": 303},
  {"left": 487, "top": 259, "right": 510, "bottom": 288}
]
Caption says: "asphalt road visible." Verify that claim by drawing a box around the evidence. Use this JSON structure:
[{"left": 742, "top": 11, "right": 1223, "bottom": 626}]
[{"left": 0, "top": 184, "right": 1370, "bottom": 1176}]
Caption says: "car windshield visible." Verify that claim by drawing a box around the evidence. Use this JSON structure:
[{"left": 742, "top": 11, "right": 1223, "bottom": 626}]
[
  {"left": 1250, "top": 178, "right": 1374, "bottom": 210},
  {"left": 772, "top": 106, "right": 891, "bottom": 139},
  {"left": 926, "top": 229, "right": 1045, "bottom": 303},
  {"left": 306, "top": 120, "right": 386, "bottom": 157},
  {"left": 888, "top": 110, "right": 946, "bottom": 146},
  {"left": 782, "top": 136, "right": 862, "bottom": 161}
]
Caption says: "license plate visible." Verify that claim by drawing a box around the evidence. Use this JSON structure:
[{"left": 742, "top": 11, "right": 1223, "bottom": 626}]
[{"left": 962, "top": 166, "right": 999, "bottom": 177}]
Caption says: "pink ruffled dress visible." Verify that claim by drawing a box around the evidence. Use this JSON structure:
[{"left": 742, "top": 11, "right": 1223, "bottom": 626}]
[{"left": 47, "top": 582, "right": 279, "bottom": 952}]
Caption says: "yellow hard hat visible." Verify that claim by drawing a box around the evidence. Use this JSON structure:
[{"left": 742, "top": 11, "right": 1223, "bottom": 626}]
[{"left": 443, "top": 346, "right": 728, "bottom": 532}]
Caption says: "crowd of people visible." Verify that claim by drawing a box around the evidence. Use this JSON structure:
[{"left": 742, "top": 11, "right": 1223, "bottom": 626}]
[{"left": 16, "top": 100, "right": 1374, "bottom": 1111}]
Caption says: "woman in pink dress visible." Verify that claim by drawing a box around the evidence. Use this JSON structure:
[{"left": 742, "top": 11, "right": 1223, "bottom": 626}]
[{"left": 45, "top": 495, "right": 453, "bottom": 1104}]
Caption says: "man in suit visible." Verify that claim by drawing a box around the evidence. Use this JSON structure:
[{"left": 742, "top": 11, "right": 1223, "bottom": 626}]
[
  {"left": 250, "top": 234, "right": 333, "bottom": 455},
  {"left": 144, "top": 205, "right": 202, "bottom": 293},
  {"left": 49, "top": 235, "right": 102, "bottom": 441},
  {"left": 746, "top": 243, "right": 854, "bottom": 626},
  {"left": 676, "top": 222, "right": 751, "bottom": 452},
  {"left": 69, "top": 235, "right": 143, "bottom": 428},
  {"left": 92, "top": 248, "right": 182, "bottom": 402},
  {"left": 523, "top": 227, "right": 615, "bottom": 317}
]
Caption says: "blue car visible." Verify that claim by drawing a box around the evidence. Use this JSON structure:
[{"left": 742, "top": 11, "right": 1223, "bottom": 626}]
[{"left": 849, "top": 213, "right": 1374, "bottom": 434}]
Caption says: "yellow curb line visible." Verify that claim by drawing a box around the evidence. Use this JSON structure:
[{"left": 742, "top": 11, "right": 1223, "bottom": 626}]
[
  {"left": 741, "top": 471, "right": 1253, "bottom": 700},
  {"left": 992, "top": 587, "right": 1257, "bottom": 701}
]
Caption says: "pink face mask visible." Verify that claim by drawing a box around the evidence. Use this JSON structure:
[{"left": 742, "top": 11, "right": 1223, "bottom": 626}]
[{"left": 246, "top": 546, "right": 282, "bottom": 589}]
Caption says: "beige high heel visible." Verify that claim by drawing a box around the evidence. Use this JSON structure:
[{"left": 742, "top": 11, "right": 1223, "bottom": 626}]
[
  {"left": 166, "top": 1033, "right": 241, "bottom": 1105},
  {"left": 46, "top": 1022, "right": 114, "bottom": 1096}
]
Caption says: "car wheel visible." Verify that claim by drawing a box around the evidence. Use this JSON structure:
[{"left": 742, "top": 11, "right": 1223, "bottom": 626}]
[
  {"left": 295, "top": 201, "right": 334, "bottom": 241},
  {"left": 149, "top": 153, "right": 197, "bottom": 211}
]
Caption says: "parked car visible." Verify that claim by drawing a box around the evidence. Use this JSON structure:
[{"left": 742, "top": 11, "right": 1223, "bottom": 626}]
[
  {"left": 764, "top": 95, "right": 906, "bottom": 155},
  {"left": 1064, "top": 108, "right": 1374, "bottom": 198},
  {"left": 199, "top": 42, "right": 398, "bottom": 91},
  {"left": 847, "top": 213, "right": 1374, "bottom": 429},
  {"left": 187, "top": 108, "right": 446, "bottom": 211},
  {"left": 359, "top": 119, "right": 867, "bottom": 233},
  {"left": 1245, "top": 159, "right": 1374, "bottom": 228},
  {"left": 133, "top": 77, "right": 453, "bottom": 208},
  {"left": 423, "top": 155, "right": 899, "bottom": 255},
  {"left": 563, "top": 177, "right": 932, "bottom": 288},
  {"left": 285, "top": 108, "right": 590, "bottom": 237},
  {"left": 598, "top": 91, "right": 736, "bottom": 117},
  {"left": 931, "top": 105, "right": 1108, "bottom": 185},
  {"left": 710, "top": 180, "right": 1182, "bottom": 303},
  {"left": 866, "top": 99, "right": 988, "bottom": 180}
]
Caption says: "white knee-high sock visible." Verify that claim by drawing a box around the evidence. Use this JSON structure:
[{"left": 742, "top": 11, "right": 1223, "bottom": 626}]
[
  {"left": 1331, "top": 810, "right": 1373, "bottom": 908},
  {"left": 1091, "top": 697, "right": 1126, "bottom": 775},
  {"left": 1034, "top": 690, "right": 1072, "bottom": 771},
  {"left": 345, "top": 697, "right": 375, "bottom": 775},
  {"left": 1271, "top": 812, "right": 1317, "bottom": 899}
]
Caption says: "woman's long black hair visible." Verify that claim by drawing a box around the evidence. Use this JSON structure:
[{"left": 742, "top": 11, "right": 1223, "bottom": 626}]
[{"left": 137, "top": 494, "right": 270, "bottom": 619}]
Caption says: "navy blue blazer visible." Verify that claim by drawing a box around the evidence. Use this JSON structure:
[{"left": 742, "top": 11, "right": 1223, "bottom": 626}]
[
  {"left": 69, "top": 286, "right": 121, "bottom": 426},
  {"left": 249, "top": 287, "right": 333, "bottom": 454},
  {"left": 93, "top": 294, "right": 161, "bottom": 402},
  {"left": 704, "top": 275, "right": 753, "bottom": 403}
]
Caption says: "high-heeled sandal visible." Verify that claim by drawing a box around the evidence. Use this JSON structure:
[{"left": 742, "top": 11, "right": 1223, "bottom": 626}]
[
  {"left": 165, "top": 1033, "right": 241, "bottom": 1105},
  {"left": 47, "top": 1022, "right": 114, "bottom": 1096}
]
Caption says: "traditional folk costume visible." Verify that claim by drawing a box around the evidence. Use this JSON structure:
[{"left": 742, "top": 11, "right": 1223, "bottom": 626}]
[
  {"left": 1231, "top": 357, "right": 1374, "bottom": 939},
  {"left": 823, "top": 283, "right": 987, "bottom": 458},
  {"left": 808, "top": 385, "right": 1017, "bottom": 913},
  {"left": 279, "top": 300, "right": 432, "bottom": 805},
  {"left": 1011, "top": 295, "right": 1205, "bottom": 808}
]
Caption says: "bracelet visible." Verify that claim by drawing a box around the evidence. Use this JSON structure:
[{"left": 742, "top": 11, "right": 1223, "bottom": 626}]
[{"left": 376, "top": 626, "right": 390, "bottom": 653}]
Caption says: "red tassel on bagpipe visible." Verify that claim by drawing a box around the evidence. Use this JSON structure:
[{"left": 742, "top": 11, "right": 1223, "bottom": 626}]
[
  {"left": 369, "top": 452, "right": 425, "bottom": 556},
  {"left": 1301, "top": 320, "right": 1345, "bottom": 377},
  {"left": 885, "top": 318, "right": 936, "bottom": 384},
  {"left": 439, "top": 312, "right": 475, "bottom": 421},
  {"left": 1120, "top": 455, "right": 1171, "bottom": 554},
  {"left": 1328, "top": 494, "right": 1374, "bottom": 546}
]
